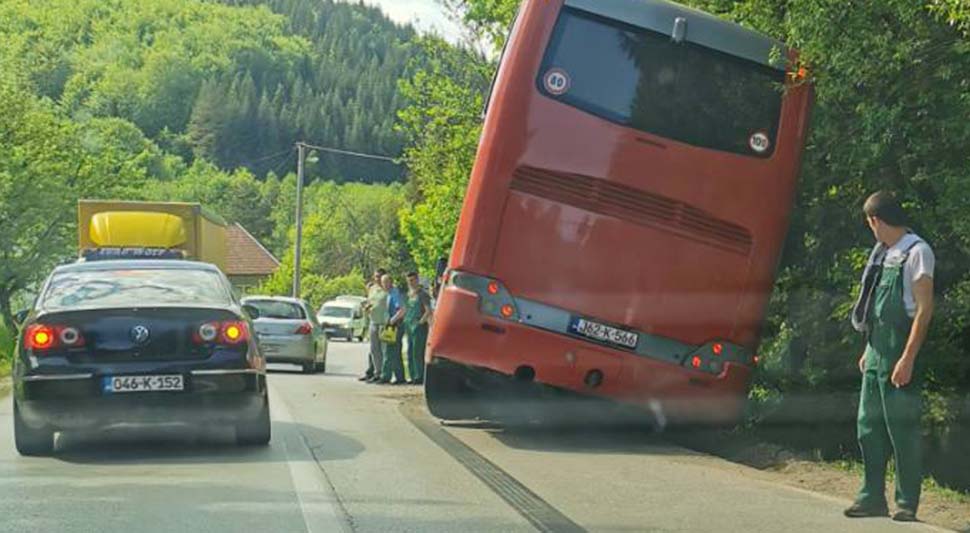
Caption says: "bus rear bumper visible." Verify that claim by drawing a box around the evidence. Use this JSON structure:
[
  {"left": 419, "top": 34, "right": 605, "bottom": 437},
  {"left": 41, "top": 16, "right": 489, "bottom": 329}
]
[{"left": 428, "top": 288, "right": 752, "bottom": 426}]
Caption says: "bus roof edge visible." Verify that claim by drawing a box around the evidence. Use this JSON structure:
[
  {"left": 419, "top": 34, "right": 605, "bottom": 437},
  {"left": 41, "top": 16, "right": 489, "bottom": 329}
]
[{"left": 564, "top": 0, "right": 788, "bottom": 70}]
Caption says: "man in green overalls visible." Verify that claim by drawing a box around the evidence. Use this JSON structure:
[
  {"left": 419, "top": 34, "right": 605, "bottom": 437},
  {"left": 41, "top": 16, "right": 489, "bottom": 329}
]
[
  {"left": 846, "top": 191, "right": 935, "bottom": 522},
  {"left": 402, "top": 271, "right": 432, "bottom": 385}
]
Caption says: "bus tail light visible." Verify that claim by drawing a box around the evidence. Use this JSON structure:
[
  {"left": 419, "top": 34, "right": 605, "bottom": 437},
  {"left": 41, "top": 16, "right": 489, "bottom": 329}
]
[
  {"left": 449, "top": 271, "right": 520, "bottom": 321},
  {"left": 683, "top": 341, "right": 751, "bottom": 375}
]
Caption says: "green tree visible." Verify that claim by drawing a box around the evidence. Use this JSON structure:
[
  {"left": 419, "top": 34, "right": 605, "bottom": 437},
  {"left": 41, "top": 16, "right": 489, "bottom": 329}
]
[
  {"left": 0, "top": 74, "right": 155, "bottom": 328},
  {"left": 396, "top": 37, "right": 491, "bottom": 276}
]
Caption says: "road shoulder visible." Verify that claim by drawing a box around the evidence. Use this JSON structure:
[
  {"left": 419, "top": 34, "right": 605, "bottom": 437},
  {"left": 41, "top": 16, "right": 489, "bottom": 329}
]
[{"left": 674, "top": 427, "right": 970, "bottom": 532}]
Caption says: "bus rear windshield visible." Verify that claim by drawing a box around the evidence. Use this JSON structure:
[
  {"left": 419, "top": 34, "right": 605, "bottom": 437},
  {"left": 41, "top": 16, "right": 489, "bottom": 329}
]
[{"left": 538, "top": 8, "right": 785, "bottom": 157}]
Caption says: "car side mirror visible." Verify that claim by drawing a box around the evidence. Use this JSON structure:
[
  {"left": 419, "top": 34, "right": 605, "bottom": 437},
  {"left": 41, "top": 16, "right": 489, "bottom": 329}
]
[
  {"left": 242, "top": 304, "right": 260, "bottom": 320},
  {"left": 13, "top": 309, "right": 28, "bottom": 328}
]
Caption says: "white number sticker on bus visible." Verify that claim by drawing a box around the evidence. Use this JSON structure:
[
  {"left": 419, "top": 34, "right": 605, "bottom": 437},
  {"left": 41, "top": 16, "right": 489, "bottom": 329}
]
[
  {"left": 544, "top": 69, "right": 571, "bottom": 96},
  {"left": 749, "top": 132, "right": 771, "bottom": 154}
]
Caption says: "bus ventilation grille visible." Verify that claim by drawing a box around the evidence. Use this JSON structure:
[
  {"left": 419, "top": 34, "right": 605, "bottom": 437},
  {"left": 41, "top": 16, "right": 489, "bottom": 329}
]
[{"left": 511, "top": 166, "right": 753, "bottom": 255}]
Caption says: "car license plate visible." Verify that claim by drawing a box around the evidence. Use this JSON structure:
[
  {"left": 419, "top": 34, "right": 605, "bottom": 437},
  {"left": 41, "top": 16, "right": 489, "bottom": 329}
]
[
  {"left": 102, "top": 375, "right": 184, "bottom": 394},
  {"left": 569, "top": 317, "right": 639, "bottom": 350}
]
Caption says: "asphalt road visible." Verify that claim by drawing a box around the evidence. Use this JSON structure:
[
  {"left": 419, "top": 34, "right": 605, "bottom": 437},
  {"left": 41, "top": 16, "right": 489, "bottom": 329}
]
[{"left": 0, "top": 341, "right": 948, "bottom": 532}]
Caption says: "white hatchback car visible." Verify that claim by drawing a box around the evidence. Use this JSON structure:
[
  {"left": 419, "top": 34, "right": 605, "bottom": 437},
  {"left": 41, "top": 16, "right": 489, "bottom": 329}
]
[
  {"left": 317, "top": 299, "right": 366, "bottom": 341},
  {"left": 243, "top": 296, "right": 328, "bottom": 374}
]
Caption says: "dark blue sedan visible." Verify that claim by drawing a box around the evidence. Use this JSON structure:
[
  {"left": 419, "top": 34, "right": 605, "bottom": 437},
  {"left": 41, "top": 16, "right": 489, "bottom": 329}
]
[{"left": 11, "top": 260, "right": 270, "bottom": 455}]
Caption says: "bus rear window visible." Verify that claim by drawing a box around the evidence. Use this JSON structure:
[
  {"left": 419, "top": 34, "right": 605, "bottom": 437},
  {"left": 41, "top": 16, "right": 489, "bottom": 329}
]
[{"left": 538, "top": 8, "right": 785, "bottom": 157}]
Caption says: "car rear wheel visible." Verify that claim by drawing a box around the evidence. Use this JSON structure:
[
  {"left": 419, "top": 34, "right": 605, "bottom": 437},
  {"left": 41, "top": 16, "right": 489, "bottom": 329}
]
[
  {"left": 236, "top": 396, "right": 271, "bottom": 446},
  {"left": 315, "top": 357, "right": 327, "bottom": 374},
  {"left": 425, "top": 360, "right": 480, "bottom": 421},
  {"left": 14, "top": 401, "right": 55, "bottom": 456},
  {"left": 302, "top": 361, "right": 315, "bottom": 374}
]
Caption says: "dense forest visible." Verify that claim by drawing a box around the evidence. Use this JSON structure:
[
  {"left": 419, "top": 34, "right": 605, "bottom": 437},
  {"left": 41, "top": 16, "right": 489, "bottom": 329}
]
[{"left": 1, "top": 0, "right": 412, "bottom": 183}]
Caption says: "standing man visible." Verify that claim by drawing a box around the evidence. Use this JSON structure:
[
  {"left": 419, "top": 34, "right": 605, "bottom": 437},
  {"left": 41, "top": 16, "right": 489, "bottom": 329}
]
[
  {"left": 846, "top": 191, "right": 934, "bottom": 522},
  {"left": 402, "top": 272, "right": 432, "bottom": 385},
  {"left": 361, "top": 268, "right": 388, "bottom": 382},
  {"left": 379, "top": 274, "right": 407, "bottom": 384}
]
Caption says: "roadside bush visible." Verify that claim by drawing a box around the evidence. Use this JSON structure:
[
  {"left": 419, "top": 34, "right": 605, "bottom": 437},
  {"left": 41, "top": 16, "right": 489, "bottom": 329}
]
[{"left": 0, "top": 324, "right": 14, "bottom": 377}]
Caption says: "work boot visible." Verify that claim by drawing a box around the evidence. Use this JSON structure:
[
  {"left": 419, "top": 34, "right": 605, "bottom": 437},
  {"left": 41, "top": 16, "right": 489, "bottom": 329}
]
[
  {"left": 892, "top": 509, "right": 917, "bottom": 522},
  {"left": 844, "top": 502, "right": 888, "bottom": 518}
]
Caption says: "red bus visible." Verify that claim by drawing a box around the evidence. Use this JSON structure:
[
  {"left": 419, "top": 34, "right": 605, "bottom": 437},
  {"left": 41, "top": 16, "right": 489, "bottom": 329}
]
[{"left": 425, "top": 0, "right": 813, "bottom": 426}]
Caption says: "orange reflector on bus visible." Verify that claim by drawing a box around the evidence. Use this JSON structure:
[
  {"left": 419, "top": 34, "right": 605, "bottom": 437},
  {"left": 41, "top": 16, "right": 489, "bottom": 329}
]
[{"left": 500, "top": 305, "right": 514, "bottom": 318}]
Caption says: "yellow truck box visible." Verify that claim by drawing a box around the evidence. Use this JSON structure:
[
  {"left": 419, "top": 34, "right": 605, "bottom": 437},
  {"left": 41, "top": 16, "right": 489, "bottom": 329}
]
[{"left": 77, "top": 200, "right": 228, "bottom": 270}]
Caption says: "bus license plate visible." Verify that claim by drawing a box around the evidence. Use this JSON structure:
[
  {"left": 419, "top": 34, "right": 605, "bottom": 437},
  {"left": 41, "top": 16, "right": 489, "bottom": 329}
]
[
  {"left": 569, "top": 317, "right": 639, "bottom": 350},
  {"left": 103, "top": 375, "right": 184, "bottom": 394}
]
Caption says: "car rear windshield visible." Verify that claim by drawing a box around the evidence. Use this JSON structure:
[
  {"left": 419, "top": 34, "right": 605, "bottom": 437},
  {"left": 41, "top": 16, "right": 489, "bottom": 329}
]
[
  {"left": 246, "top": 300, "right": 306, "bottom": 320},
  {"left": 321, "top": 306, "right": 353, "bottom": 318},
  {"left": 538, "top": 7, "right": 785, "bottom": 157},
  {"left": 42, "top": 268, "right": 230, "bottom": 310}
]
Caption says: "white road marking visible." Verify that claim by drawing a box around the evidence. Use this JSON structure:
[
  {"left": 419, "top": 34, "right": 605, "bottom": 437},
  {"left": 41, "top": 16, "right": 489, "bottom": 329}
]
[{"left": 271, "top": 385, "right": 352, "bottom": 533}]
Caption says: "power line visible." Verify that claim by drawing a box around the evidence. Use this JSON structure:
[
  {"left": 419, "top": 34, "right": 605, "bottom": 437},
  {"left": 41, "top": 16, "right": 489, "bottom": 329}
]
[{"left": 296, "top": 142, "right": 400, "bottom": 163}]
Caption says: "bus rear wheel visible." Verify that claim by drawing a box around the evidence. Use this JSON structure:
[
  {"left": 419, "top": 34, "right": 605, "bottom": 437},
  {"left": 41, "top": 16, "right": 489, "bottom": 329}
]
[{"left": 424, "top": 360, "right": 480, "bottom": 421}]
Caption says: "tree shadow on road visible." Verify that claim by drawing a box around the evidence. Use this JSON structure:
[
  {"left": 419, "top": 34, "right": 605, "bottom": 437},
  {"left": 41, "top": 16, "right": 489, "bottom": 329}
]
[{"left": 50, "top": 420, "right": 364, "bottom": 466}]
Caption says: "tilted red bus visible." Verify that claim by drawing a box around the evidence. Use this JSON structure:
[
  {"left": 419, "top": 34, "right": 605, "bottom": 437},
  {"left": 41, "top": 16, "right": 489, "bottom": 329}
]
[{"left": 425, "top": 0, "right": 813, "bottom": 426}]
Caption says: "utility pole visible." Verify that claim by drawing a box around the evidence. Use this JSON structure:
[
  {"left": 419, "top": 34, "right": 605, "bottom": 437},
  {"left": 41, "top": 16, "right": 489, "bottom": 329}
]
[
  {"left": 290, "top": 141, "right": 398, "bottom": 299},
  {"left": 292, "top": 142, "right": 305, "bottom": 299}
]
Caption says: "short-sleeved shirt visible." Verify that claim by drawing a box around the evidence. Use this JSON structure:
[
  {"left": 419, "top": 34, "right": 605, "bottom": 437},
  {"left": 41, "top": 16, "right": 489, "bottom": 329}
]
[
  {"left": 882, "top": 232, "right": 935, "bottom": 318},
  {"left": 387, "top": 288, "right": 403, "bottom": 320},
  {"left": 368, "top": 285, "right": 389, "bottom": 325}
]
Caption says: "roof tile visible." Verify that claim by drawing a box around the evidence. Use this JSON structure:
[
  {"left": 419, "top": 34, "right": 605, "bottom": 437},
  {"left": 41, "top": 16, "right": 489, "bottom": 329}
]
[{"left": 225, "top": 223, "right": 280, "bottom": 276}]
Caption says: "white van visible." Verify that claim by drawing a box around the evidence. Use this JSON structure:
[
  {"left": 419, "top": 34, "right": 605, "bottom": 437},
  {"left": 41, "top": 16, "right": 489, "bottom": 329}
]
[{"left": 317, "top": 299, "right": 366, "bottom": 341}]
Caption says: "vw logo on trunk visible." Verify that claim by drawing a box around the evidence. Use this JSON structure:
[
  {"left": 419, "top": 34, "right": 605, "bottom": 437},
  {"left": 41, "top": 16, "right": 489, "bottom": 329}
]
[{"left": 130, "top": 325, "right": 151, "bottom": 345}]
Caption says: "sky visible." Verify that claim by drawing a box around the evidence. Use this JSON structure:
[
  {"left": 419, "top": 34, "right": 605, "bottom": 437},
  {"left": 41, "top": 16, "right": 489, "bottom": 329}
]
[{"left": 355, "top": 0, "right": 465, "bottom": 43}]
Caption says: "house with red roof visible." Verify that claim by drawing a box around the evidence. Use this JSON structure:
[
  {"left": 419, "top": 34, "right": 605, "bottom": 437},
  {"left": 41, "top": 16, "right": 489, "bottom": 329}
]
[{"left": 223, "top": 223, "right": 280, "bottom": 293}]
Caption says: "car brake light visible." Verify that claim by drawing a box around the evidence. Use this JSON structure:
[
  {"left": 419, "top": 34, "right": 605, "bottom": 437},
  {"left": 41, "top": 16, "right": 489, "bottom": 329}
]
[
  {"left": 691, "top": 356, "right": 702, "bottom": 369},
  {"left": 487, "top": 281, "right": 500, "bottom": 295},
  {"left": 25, "top": 325, "right": 55, "bottom": 350},
  {"left": 712, "top": 343, "right": 723, "bottom": 356},
  {"left": 221, "top": 321, "right": 248, "bottom": 344},
  {"left": 194, "top": 321, "right": 249, "bottom": 345},
  {"left": 25, "top": 324, "right": 85, "bottom": 351},
  {"left": 295, "top": 322, "right": 313, "bottom": 335},
  {"left": 500, "top": 305, "right": 515, "bottom": 318}
]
